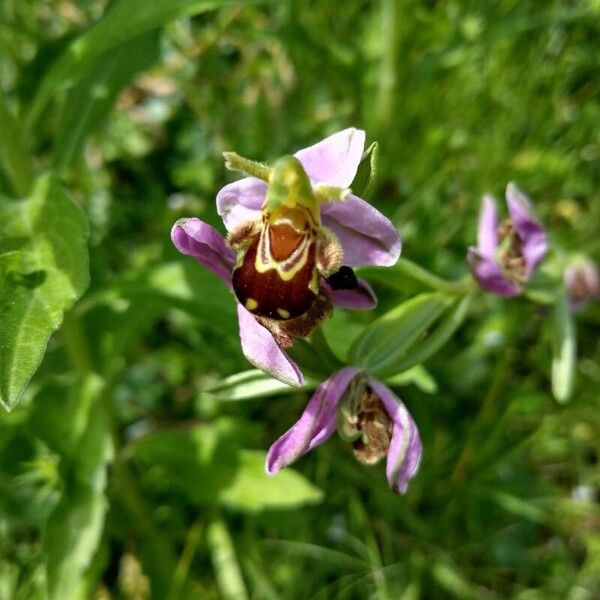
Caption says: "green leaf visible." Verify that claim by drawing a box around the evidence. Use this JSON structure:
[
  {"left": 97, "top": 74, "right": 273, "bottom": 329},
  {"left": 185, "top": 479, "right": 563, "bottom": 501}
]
[
  {"left": 0, "top": 175, "right": 89, "bottom": 410},
  {"left": 43, "top": 377, "right": 113, "bottom": 600},
  {"left": 53, "top": 30, "right": 161, "bottom": 172},
  {"left": 29, "top": 376, "right": 101, "bottom": 459},
  {"left": 207, "top": 517, "right": 249, "bottom": 600},
  {"left": 551, "top": 286, "right": 576, "bottom": 403},
  {"left": 205, "top": 370, "right": 307, "bottom": 402},
  {"left": 373, "top": 294, "right": 473, "bottom": 378},
  {"left": 0, "top": 95, "right": 35, "bottom": 197},
  {"left": 384, "top": 364, "right": 438, "bottom": 394},
  {"left": 349, "top": 293, "right": 452, "bottom": 373},
  {"left": 352, "top": 141, "right": 379, "bottom": 201},
  {"left": 128, "top": 421, "right": 239, "bottom": 504},
  {"left": 26, "top": 0, "right": 266, "bottom": 127},
  {"left": 219, "top": 450, "right": 323, "bottom": 512}
]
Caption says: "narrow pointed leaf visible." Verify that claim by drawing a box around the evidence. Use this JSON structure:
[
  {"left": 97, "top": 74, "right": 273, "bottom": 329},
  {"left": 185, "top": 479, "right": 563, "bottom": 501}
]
[
  {"left": 349, "top": 293, "right": 452, "bottom": 371},
  {"left": 372, "top": 294, "right": 473, "bottom": 378},
  {"left": 205, "top": 370, "right": 306, "bottom": 402},
  {"left": 551, "top": 286, "right": 576, "bottom": 403}
]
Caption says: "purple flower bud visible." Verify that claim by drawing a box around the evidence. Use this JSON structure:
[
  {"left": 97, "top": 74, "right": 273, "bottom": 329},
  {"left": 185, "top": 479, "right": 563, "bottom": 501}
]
[
  {"left": 467, "top": 183, "right": 548, "bottom": 297},
  {"left": 564, "top": 259, "right": 600, "bottom": 312}
]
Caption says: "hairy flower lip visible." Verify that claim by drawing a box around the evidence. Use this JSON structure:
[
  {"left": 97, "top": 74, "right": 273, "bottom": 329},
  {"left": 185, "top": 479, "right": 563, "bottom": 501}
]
[
  {"left": 172, "top": 128, "right": 400, "bottom": 387},
  {"left": 468, "top": 183, "right": 548, "bottom": 297},
  {"left": 265, "top": 368, "right": 422, "bottom": 494}
]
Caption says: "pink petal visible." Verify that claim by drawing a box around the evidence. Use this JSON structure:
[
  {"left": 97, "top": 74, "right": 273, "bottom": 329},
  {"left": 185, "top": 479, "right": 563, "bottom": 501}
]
[
  {"left": 368, "top": 379, "right": 422, "bottom": 494},
  {"left": 325, "top": 277, "right": 377, "bottom": 310},
  {"left": 216, "top": 177, "right": 266, "bottom": 231},
  {"left": 477, "top": 195, "right": 499, "bottom": 257},
  {"left": 506, "top": 183, "right": 548, "bottom": 276},
  {"left": 266, "top": 367, "right": 360, "bottom": 474},
  {"left": 321, "top": 195, "right": 401, "bottom": 267},
  {"left": 237, "top": 304, "right": 304, "bottom": 388},
  {"left": 171, "top": 218, "right": 235, "bottom": 286},
  {"left": 467, "top": 248, "right": 522, "bottom": 297},
  {"left": 294, "top": 128, "right": 366, "bottom": 187}
]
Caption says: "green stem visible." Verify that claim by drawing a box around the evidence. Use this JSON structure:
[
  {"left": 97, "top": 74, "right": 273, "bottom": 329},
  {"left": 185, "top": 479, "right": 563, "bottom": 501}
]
[
  {"left": 0, "top": 95, "right": 35, "bottom": 198},
  {"left": 394, "top": 258, "right": 477, "bottom": 295}
]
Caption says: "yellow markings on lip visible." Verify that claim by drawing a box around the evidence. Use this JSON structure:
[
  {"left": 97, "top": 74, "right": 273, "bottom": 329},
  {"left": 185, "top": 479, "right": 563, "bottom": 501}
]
[
  {"left": 245, "top": 298, "right": 259, "bottom": 311},
  {"left": 277, "top": 308, "right": 290, "bottom": 319}
]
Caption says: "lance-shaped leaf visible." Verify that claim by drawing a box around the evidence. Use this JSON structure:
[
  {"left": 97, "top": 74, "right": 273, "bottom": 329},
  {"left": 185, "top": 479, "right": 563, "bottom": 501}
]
[
  {"left": 372, "top": 294, "right": 473, "bottom": 378},
  {"left": 0, "top": 175, "right": 89, "bottom": 410},
  {"left": 552, "top": 286, "right": 576, "bottom": 403},
  {"left": 349, "top": 293, "right": 452, "bottom": 372},
  {"left": 204, "top": 370, "right": 306, "bottom": 402}
]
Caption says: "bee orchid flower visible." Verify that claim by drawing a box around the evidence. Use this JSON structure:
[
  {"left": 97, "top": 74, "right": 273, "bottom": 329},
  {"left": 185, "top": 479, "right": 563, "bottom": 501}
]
[
  {"left": 172, "top": 129, "right": 401, "bottom": 387},
  {"left": 467, "top": 183, "right": 547, "bottom": 297},
  {"left": 266, "top": 367, "right": 422, "bottom": 494}
]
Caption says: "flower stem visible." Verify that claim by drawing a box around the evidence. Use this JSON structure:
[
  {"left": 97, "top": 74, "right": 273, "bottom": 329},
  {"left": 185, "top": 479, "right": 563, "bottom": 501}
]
[{"left": 393, "top": 258, "right": 476, "bottom": 295}]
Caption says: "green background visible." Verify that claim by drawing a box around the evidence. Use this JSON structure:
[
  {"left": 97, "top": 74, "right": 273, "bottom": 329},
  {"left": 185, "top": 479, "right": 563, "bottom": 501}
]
[{"left": 0, "top": 1, "right": 599, "bottom": 598}]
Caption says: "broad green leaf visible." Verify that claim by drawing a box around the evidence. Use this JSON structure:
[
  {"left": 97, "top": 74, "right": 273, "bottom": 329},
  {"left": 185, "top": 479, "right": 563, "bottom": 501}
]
[
  {"left": 349, "top": 293, "right": 452, "bottom": 372},
  {"left": 0, "top": 95, "right": 34, "bottom": 197},
  {"left": 551, "top": 286, "right": 576, "bottom": 403},
  {"left": 128, "top": 421, "right": 239, "bottom": 504},
  {"left": 53, "top": 30, "right": 160, "bottom": 172},
  {"left": 219, "top": 450, "right": 323, "bottom": 512},
  {"left": 27, "top": 0, "right": 265, "bottom": 127},
  {"left": 43, "top": 377, "right": 113, "bottom": 600},
  {"left": 0, "top": 175, "right": 89, "bottom": 410},
  {"left": 205, "top": 370, "right": 307, "bottom": 402},
  {"left": 372, "top": 294, "right": 473, "bottom": 378}
]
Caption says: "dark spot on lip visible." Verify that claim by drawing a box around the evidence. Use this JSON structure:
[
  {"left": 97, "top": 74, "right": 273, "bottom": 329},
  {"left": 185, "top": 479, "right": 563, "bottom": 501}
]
[{"left": 326, "top": 266, "right": 358, "bottom": 290}]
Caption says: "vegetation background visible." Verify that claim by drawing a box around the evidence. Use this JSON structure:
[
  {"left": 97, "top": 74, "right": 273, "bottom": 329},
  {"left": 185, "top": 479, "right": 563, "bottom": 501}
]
[{"left": 0, "top": 0, "right": 599, "bottom": 598}]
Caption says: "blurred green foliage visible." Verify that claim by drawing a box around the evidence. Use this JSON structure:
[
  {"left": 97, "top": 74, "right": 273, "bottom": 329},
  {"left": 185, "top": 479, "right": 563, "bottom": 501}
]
[{"left": 0, "top": 0, "right": 599, "bottom": 598}]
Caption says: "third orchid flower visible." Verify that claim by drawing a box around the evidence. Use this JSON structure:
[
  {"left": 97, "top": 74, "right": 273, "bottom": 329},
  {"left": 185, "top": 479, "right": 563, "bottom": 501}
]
[{"left": 467, "top": 183, "right": 548, "bottom": 298}]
